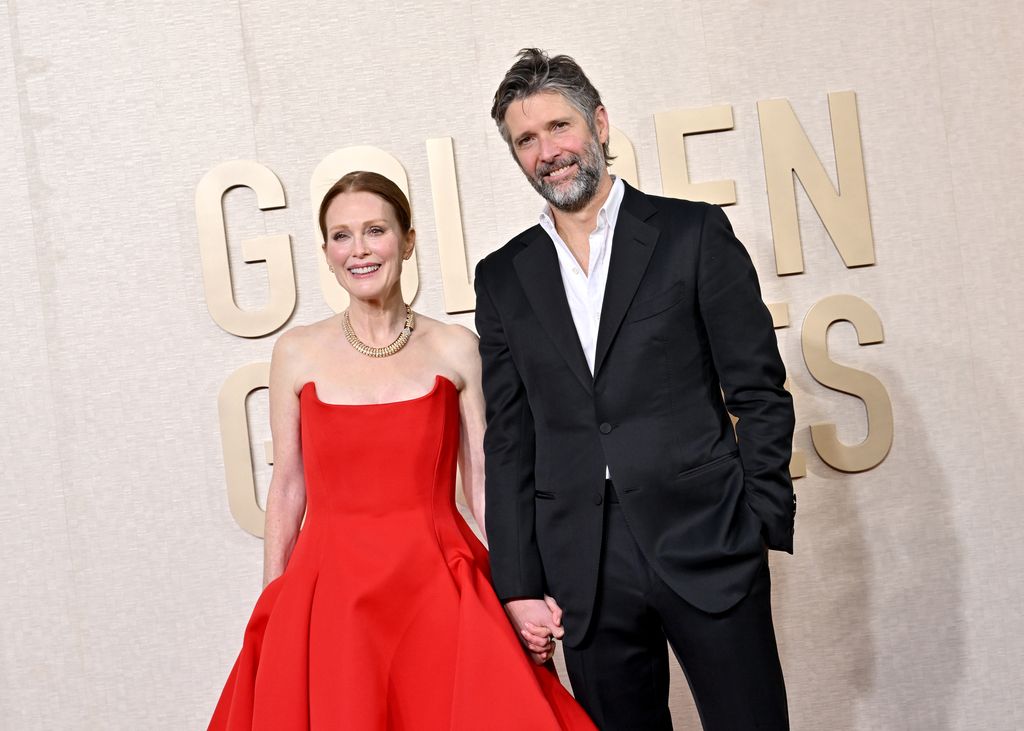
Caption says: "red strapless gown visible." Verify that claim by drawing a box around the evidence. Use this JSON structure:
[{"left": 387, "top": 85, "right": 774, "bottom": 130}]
[{"left": 209, "top": 375, "right": 594, "bottom": 730}]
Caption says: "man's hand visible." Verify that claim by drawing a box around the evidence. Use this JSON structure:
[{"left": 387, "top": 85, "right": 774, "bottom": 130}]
[{"left": 503, "top": 596, "right": 564, "bottom": 664}]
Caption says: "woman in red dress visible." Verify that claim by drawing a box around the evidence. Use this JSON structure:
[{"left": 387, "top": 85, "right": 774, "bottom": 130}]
[{"left": 209, "top": 171, "right": 595, "bottom": 730}]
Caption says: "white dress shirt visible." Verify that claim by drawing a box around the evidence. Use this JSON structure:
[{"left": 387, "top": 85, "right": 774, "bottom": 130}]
[
  {"left": 538, "top": 177, "right": 625, "bottom": 480},
  {"left": 538, "top": 176, "right": 625, "bottom": 376}
]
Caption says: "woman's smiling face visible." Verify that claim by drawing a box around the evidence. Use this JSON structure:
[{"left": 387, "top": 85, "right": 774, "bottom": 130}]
[{"left": 322, "top": 190, "right": 414, "bottom": 301}]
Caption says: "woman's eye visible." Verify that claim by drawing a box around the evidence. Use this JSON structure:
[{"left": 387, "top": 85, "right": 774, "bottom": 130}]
[
  {"left": 332, "top": 231, "right": 349, "bottom": 241},
  {"left": 368, "top": 226, "right": 384, "bottom": 235}
]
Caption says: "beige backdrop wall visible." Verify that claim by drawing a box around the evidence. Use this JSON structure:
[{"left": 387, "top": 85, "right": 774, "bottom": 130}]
[{"left": 2, "top": 0, "right": 1022, "bottom": 729}]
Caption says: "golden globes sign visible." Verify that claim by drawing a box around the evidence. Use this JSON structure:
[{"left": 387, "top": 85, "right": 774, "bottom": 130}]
[{"left": 197, "top": 91, "right": 894, "bottom": 537}]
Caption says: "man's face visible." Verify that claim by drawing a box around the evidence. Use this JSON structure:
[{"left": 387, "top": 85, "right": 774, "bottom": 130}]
[{"left": 503, "top": 90, "right": 609, "bottom": 212}]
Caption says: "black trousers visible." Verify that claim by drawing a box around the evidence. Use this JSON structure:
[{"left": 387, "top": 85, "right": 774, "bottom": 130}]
[{"left": 562, "top": 484, "right": 789, "bottom": 731}]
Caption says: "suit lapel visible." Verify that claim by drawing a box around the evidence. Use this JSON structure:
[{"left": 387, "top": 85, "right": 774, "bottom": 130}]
[
  {"left": 513, "top": 227, "right": 594, "bottom": 395},
  {"left": 594, "top": 185, "right": 660, "bottom": 376}
]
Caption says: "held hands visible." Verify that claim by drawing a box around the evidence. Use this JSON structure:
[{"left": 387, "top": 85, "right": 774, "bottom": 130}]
[{"left": 503, "top": 596, "right": 564, "bottom": 665}]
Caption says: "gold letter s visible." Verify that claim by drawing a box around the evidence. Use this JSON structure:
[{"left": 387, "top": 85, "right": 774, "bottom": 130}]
[{"left": 801, "top": 295, "right": 893, "bottom": 472}]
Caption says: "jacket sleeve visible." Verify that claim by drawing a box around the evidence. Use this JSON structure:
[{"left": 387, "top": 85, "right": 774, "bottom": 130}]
[
  {"left": 696, "top": 205, "right": 796, "bottom": 552},
  {"left": 474, "top": 260, "right": 546, "bottom": 599}
]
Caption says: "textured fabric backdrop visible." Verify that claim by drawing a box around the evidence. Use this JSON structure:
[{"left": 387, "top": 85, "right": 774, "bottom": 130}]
[{"left": 1, "top": 0, "right": 1022, "bottom": 728}]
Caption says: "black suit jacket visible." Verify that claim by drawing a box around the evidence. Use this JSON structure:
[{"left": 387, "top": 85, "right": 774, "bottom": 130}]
[{"left": 474, "top": 183, "right": 795, "bottom": 646}]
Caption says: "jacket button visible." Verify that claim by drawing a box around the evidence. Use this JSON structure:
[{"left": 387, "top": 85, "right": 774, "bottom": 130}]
[
  {"left": 593, "top": 492, "right": 604, "bottom": 505},
  {"left": 599, "top": 422, "right": 612, "bottom": 434}
]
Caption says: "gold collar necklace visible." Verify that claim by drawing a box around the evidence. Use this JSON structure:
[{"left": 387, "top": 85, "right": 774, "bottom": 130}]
[{"left": 342, "top": 305, "right": 415, "bottom": 358}]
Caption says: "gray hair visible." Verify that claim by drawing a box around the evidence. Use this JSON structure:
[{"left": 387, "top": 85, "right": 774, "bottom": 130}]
[{"left": 490, "top": 48, "right": 613, "bottom": 165}]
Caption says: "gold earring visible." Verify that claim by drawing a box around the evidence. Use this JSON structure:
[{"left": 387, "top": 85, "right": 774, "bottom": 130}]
[{"left": 329, "top": 265, "right": 335, "bottom": 273}]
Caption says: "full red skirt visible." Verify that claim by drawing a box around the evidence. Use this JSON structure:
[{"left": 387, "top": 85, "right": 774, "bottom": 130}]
[{"left": 209, "top": 376, "right": 594, "bottom": 730}]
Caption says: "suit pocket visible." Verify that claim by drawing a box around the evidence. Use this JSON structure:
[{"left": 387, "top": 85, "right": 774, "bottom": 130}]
[
  {"left": 534, "top": 490, "right": 556, "bottom": 500},
  {"left": 675, "top": 451, "right": 739, "bottom": 480},
  {"left": 627, "top": 282, "right": 685, "bottom": 322}
]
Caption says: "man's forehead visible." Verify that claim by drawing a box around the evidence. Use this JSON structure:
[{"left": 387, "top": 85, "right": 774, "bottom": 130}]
[{"left": 507, "top": 90, "right": 577, "bottom": 125}]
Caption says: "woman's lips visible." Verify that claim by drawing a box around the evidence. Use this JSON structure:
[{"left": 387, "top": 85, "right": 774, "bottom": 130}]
[{"left": 348, "top": 263, "right": 382, "bottom": 278}]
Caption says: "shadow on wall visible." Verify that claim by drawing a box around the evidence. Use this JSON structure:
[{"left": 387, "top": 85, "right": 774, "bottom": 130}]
[{"left": 773, "top": 366, "right": 966, "bottom": 730}]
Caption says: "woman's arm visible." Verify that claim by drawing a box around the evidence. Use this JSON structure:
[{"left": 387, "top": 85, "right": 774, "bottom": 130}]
[
  {"left": 450, "top": 326, "right": 487, "bottom": 538},
  {"left": 262, "top": 331, "right": 307, "bottom": 586},
  {"left": 448, "top": 321, "right": 558, "bottom": 662}
]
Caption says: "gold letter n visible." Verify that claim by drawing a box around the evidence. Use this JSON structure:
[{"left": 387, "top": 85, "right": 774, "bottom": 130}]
[{"left": 757, "top": 92, "right": 875, "bottom": 275}]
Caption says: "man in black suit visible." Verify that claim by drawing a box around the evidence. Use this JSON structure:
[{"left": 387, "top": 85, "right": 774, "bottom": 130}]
[{"left": 475, "top": 49, "right": 795, "bottom": 730}]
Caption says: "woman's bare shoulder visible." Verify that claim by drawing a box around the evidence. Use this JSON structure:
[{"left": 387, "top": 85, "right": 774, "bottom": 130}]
[
  {"left": 411, "top": 315, "right": 479, "bottom": 391},
  {"left": 414, "top": 314, "right": 477, "bottom": 352},
  {"left": 272, "top": 317, "right": 338, "bottom": 363}
]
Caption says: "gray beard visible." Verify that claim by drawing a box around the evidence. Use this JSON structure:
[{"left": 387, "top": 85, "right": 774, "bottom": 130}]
[{"left": 528, "top": 138, "right": 604, "bottom": 213}]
